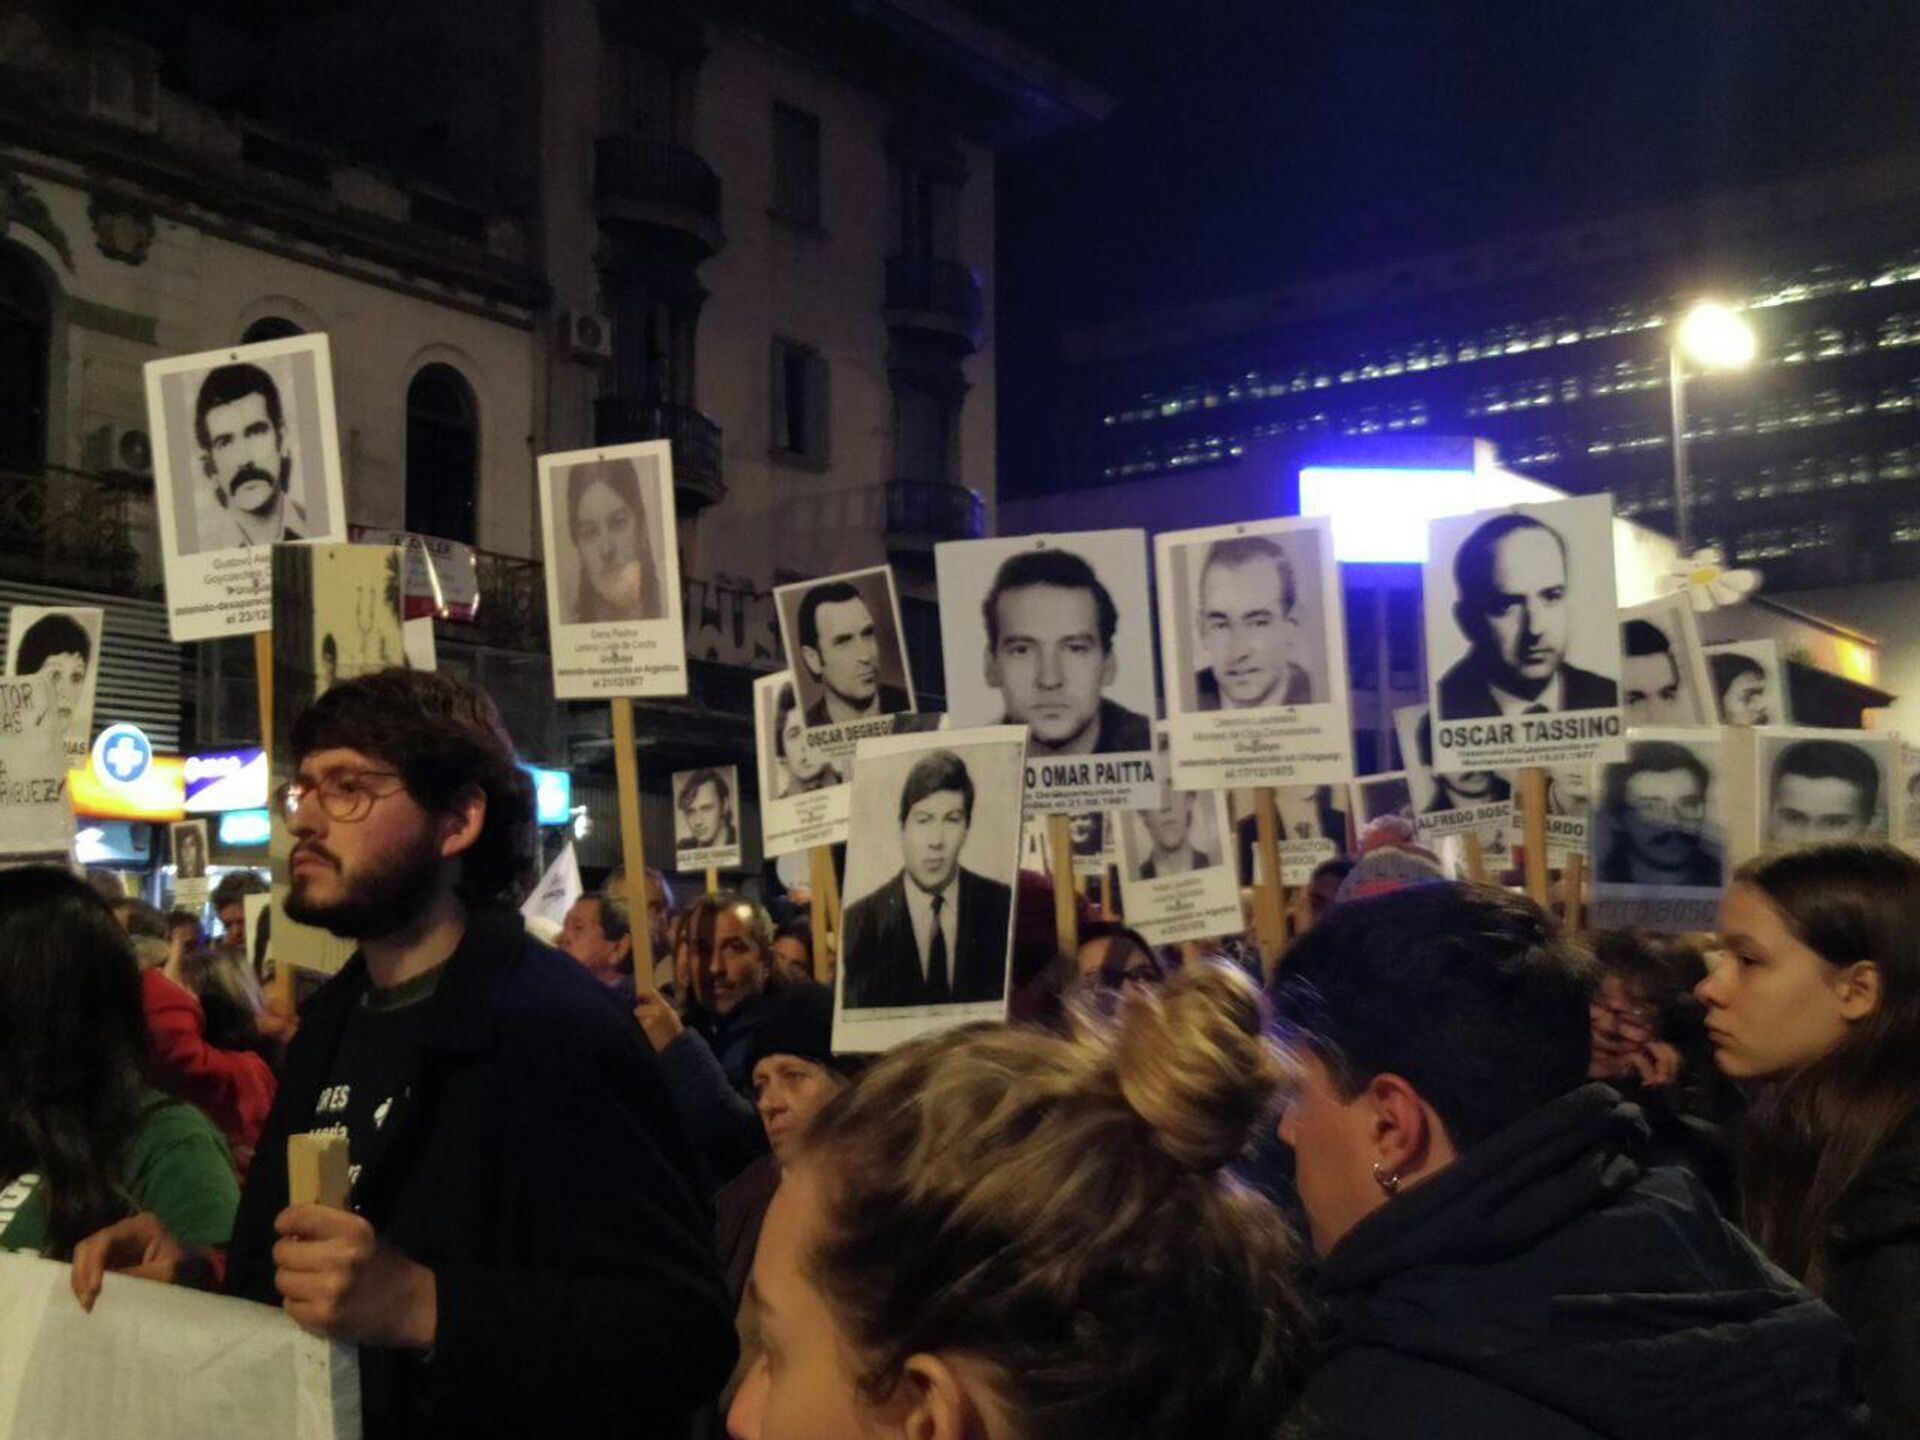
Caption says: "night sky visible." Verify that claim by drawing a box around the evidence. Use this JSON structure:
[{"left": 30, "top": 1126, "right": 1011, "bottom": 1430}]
[{"left": 994, "top": 0, "right": 1920, "bottom": 482}]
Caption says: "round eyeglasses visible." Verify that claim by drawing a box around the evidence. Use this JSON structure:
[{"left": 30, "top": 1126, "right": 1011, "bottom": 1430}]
[{"left": 276, "top": 769, "right": 406, "bottom": 823}]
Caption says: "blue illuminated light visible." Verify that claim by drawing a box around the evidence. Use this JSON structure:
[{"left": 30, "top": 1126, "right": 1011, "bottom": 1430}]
[
  {"left": 1299, "top": 464, "right": 1560, "bottom": 563},
  {"left": 217, "top": 808, "right": 273, "bottom": 847},
  {"left": 523, "top": 765, "right": 573, "bottom": 827}
]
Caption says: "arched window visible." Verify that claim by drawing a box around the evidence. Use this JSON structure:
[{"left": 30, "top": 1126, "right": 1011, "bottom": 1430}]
[
  {"left": 241, "top": 315, "right": 303, "bottom": 344},
  {"left": 0, "top": 244, "right": 52, "bottom": 469},
  {"left": 405, "top": 364, "right": 478, "bottom": 544}
]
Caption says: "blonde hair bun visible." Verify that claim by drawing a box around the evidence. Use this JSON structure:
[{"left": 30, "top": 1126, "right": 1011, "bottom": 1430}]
[{"left": 1111, "top": 959, "right": 1286, "bottom": 1172}]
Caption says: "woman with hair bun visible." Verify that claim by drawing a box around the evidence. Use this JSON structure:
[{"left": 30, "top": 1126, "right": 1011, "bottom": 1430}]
[{"left": 727, "top": 961, "right": 1310, "bottom": 1440}]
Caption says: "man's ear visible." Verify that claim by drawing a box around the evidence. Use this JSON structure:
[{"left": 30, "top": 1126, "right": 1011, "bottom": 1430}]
[
  {"left": 801, "top": 645, "right": 823, "bottom": 681},
  {"left": 1099, "top": 647, "right": 1117, "bottom": 689},
  {"left": 1364, "top": 1072, "right": 1452, "bottom": 1184},
  {"left": 438, "top": 782, "right": 488, "bottom": 861},
  {"left": 1836, "top": 960, "right": 1882, "bottom": 1022}
]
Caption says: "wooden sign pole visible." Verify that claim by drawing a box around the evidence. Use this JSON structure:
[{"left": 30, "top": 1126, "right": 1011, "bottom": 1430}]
[
  {"left": 1105, "top": 861, "right": 1123, "bottom": 921},
  {"left": 1519, "top": 767, "right": 1551, "bottom": 908},
  {"left": 704, "top": 866, "right": 719, "bottom": 896},
  {"left": 287, "top": 1131, "right": 350, "bottom": 1209},
  {"left": 807, "top": 846, "right": 834, "bottom": 983},
  {"left": 1047, "top": 813, "right": 1078, "bottom": 962},
  {"left": 1253, "top": 787, "right": 1287, "bottom": 979},
  {"left": 1563, "top": 853, "right": 1586, "bottom": 933},
  {"left": 255, "top": 631, "right": 293, "bottom": 1017},
  {"left": 1462, "top": 831, "right": 1488, "bottom": 885},
  {"left": 610, "top": 698, "right": 656, "bottom": 991}
]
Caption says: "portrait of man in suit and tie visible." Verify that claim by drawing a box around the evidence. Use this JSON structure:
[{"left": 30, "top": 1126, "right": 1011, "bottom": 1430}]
[
  {"left": 841, "top": 747, "right": 1014, "bottom": 1010},
  {"left": 1436, "top": 512, "right": 1619, "bottom": 721}
]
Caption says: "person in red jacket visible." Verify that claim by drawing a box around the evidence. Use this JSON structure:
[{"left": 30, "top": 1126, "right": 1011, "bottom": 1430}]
[{"left": 139, "top": 959, "right": 276, "bottom": 1178}]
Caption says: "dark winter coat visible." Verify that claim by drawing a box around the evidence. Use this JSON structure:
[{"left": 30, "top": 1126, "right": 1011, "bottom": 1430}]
[
  {"left": 227, "top": 904, "right": 735, "bottom": 1439},
  {"left": 1826, "top": 1107, "right": 1920, "bottom": 1438},
  {"left": 1291, "top": 1085, "right": 1867, "bottom": 1439}
]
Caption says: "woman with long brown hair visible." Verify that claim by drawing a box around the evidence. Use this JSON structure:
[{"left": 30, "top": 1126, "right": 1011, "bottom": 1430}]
[
  {"left": 1699, "top": 842, "right": 1920, "bottom": 1435},
  {"left": 0, "top": 867, "right": 239, "bottom": 1261}
]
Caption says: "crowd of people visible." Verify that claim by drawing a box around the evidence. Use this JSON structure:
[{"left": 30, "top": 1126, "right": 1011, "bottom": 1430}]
[{"left": 2, "top": 666, "right": 1916, "bottom": 1438}]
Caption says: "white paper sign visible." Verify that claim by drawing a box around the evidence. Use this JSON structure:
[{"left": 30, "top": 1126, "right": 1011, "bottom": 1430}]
[
  {"left": 0, "top": 674, "right": 70, "bottom": 857},
  {"left": 935, "top": 530, "right": 1159, "bottom": 814},
  {"left": 1156, "top": 515, "right": 1354, "bottom": 790},
  {"left": 1117, "top": 728, "right": 1242, "bottom": 946},
  {"left": 1753, "top": 726, "right": 1899, "bottom": 854},
  {"left": 773, "top": 566, "right": 917, "bottom": 765},
  {"left": 521, "top": 842, "right": 583, "bottom": 928},
  {"left": 1393, "top": 703, "right": 1515, "bottom": 848},
  {"left": 0, "top": 1253, "right": 360, "bottom": 1440},
  {"left": 1703, "top": 640, "right": 1788, "bottom": 727},
  {"left": 671, "top": 764, "right": 743, "bottom": 870},
  {"left": 1618, "top": 593, "right": 1717, "bottom": 728},
  {"left": 145, "top": 334, "right": 347, "bottom": 642},
  {"left": 1590, "top": 728, "right": 1730, "bottom": 931},
  {"left": 536, "top": 441, "right": 688, "bottom": 700},
  {"left": 833, "top": 727, "right": 1026, "bottom": 1054},
  {"left": 1424, "top": 494, "right": 1624, "bottom": 773},
  {"left": 5, "top": 606, "right": 104, "bottom": 769},
  {"left": 170, "top": 818, "right": 210, "bottom": 914}
]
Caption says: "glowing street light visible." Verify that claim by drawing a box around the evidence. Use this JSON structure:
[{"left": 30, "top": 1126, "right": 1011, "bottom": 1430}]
[{"left": 1670, "top": 300, "right": 1758, "bottom": 550}]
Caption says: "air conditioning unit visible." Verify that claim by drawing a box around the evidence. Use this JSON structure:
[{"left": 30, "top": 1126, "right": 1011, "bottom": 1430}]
[
  {"left": 563, "top": 311, "right": 615, "bottom": 364},
  {"left": 84, "top": 422, "right": 154, "bottom": 480}
]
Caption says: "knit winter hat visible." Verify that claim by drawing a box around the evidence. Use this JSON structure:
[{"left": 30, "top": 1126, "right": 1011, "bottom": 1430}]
[
  {"left": 1334, "top": 820, "right": 1448, "bottom": 905},
  {"left": 746, "top": 982, "right": 854, "bottom": 1076}
]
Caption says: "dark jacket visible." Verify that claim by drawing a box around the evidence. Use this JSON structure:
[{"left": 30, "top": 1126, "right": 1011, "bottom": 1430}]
[
  {"left": 841, "top": 868, "right": 1012, "bottom": 1008},
  {"left": 803, "top": 683, "right": 910, "bottom": 729},
  {"left": 1293, "top": 1085, "right": 1865, "bottom": 1440},
  {"left": 1436, "top": 655, "right": 1618, "bottom": 720},
  {"left": 1826, "top": 1108, "right": 1920, "bottom": 1437},
  {"left": 659, "top": 1011, "right": 772, "bottom": 1189},
  {"left": 713, "top": 1153, "right": 781, "bottom": 1311},
  {"left": 227, "top": 905, "right": 735, "bottom": 1440},
  {"left": 1139, "top": 847, "right": 1212, "bottom": 880}
]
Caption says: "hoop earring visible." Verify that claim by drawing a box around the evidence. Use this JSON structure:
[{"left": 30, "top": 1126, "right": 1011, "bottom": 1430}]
[{"left": 1372, "top": 1161, "right": 1401, "bottom": 1198}]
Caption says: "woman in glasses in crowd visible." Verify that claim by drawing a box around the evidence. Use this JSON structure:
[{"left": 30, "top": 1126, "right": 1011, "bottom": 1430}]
[{"left": 1700, "top": 843, "right": 1920, "bottom": 1436}]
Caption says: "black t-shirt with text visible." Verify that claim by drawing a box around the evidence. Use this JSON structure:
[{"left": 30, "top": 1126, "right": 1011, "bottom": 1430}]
[{"left": 307, "top": 965, "right": 443, "bottom": 1195}]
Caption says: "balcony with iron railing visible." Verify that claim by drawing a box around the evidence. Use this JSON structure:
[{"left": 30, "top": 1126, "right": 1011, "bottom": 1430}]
[
  {"left": 592, "top": 397, "right": 726, "bottom": 513},
  {"left": 0, "top": 462, "right": 164, "bottom": 598},
  {"left": 884, "top": 255, "right": 984, "bottom": 352},
  {"left": 883, "top": 478, "right": 986, "bottom": 565},
  {"left": 594, "top": 135, "right": 725, "bottom": 259}
]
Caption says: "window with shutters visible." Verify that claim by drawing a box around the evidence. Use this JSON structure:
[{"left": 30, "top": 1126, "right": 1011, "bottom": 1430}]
[{"left": 0, "top": 243, "right": 51, "bottom": 469}]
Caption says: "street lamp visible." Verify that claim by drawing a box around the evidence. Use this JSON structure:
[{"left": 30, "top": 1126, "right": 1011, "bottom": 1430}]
[{"left": 1669, "top": 300, "right": 1758, "bottom": 550}]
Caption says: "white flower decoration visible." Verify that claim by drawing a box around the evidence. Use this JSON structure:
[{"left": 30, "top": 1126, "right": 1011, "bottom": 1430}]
[{"left": 1661, "top": 546, "right": 1761, "bottom": 612}]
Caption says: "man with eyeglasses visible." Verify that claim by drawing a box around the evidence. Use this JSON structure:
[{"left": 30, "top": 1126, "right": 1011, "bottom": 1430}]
[
  {"left": 1597, "top": 739, "right": 1724, "bottom": 887},
  {"left": 70, "top": 669, "right": 733, "bottom": 1438}
]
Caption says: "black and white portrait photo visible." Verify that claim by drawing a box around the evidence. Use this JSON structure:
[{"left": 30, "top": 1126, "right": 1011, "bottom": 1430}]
[
  {"left": 753, "top": 672, "right": 852, "bottom": 860},
  {"left": 773, "top": 566, "right": 915, "bottom": 734},
  {"left": 937, "top": 532, "right": 1155, "bottom": 750},
  {"left": 1618, "top": 594, "right": 1715, "bottom": 728},
  {"left": 171, "top": 819, "right": 209, "bottom": 881},
  {"left": 1704, "top": 640, "right": 1787, "bottom": 728},
  {"left": 1235, "top": 784, "right": 1350, "bottom": 887},
  {"left": 1156, "top": 516, "right": 1354, "bottom": 790},
  {"left": 537, "top": 440, "right": 687, "bottom": 700},
  {"left": 1393, "top": 702, "right": 1513, "bottom": 847},
  {"left": 145, "top": 333, "right": 346, "bottom": 642},
  {"left": 1590, "top": 732, "right": 1726, "bottom": 930},
  {"left": 1759, "top": 729, "right": 1894, "bottom": 851},
  {"left": 5, "top": 605, "right": 104, "bottom": 767},
  {"left": 1118, "top": 729, "right": 1240, "bottom": 947},
  {"left": 834, "top": 727, "right": 1025, "bottom": 1053},
  {"left": 1424, "top": 495, "right": 1622, "bottom": 772},
  {"left": 672, "top": 765, "right": 742, "bottom": 869}
]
